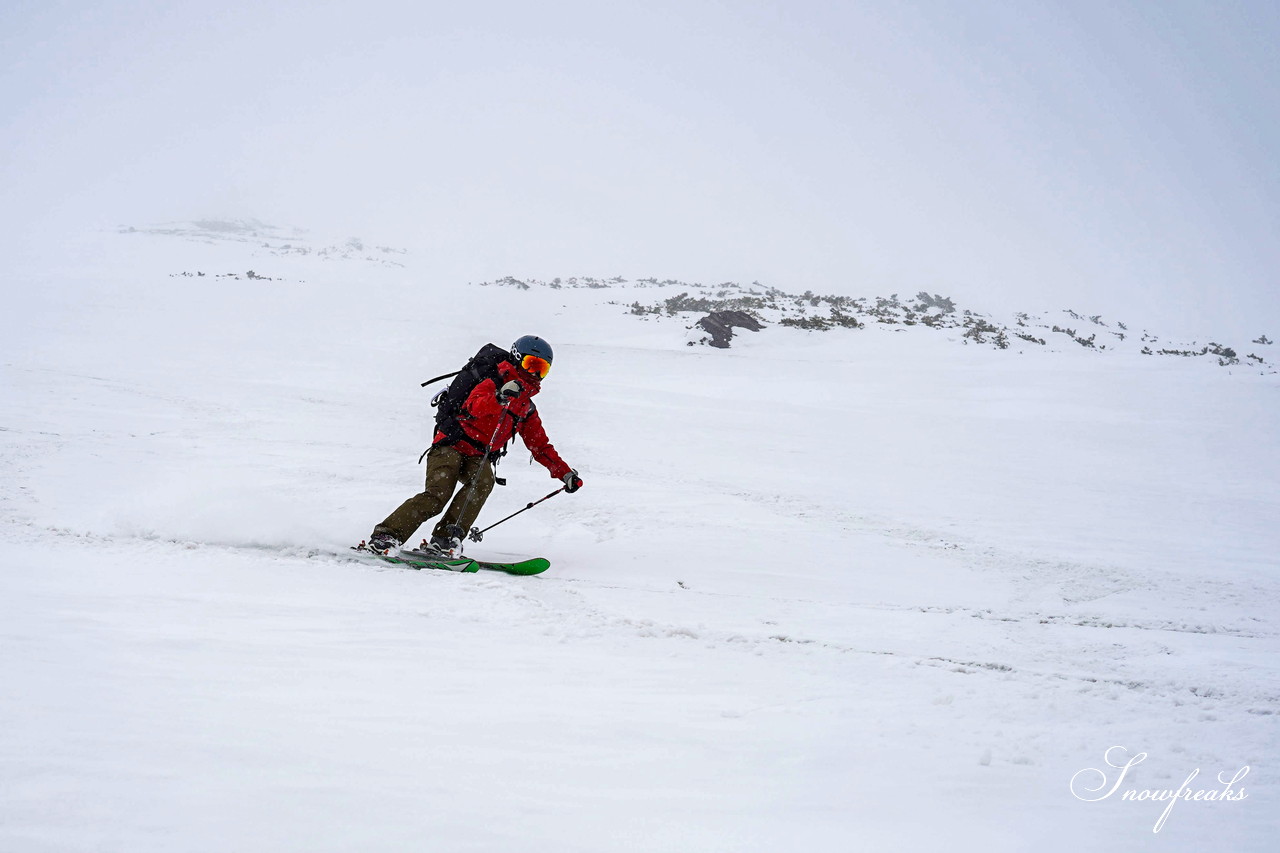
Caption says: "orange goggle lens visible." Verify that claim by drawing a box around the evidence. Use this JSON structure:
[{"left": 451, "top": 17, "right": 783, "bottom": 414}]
[{"left": 520, "top": 354, "right": 551, "bottom": 379}]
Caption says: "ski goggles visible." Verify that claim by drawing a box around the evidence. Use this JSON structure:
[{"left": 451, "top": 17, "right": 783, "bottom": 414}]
[{"left": 520, "top": 353, "right": 551, "bottom": 379}]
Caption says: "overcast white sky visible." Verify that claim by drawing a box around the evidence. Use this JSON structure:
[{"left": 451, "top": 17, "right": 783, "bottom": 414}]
[{"left": 2, "top": 0, "right": 1277, "bottom": 337}]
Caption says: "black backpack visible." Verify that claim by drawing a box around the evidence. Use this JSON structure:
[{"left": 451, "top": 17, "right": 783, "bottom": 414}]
[{"left": 420, "top": 343, "right": 529, "bottom": 467}]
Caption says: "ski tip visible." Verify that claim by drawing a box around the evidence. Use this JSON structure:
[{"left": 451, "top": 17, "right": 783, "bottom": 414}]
[{"left": 474, "top": 557, "right": 550, "bottom": 575}]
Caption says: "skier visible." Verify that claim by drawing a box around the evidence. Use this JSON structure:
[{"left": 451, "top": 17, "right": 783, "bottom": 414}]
[{"left": 364, "top": 335, "right": 583, "bottom": 556}]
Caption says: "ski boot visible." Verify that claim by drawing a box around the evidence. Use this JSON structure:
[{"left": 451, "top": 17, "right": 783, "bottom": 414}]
[
  {"left": 359, "top": 531, "right": 402, "bottom": 556},
  {"left": 416, "top": 534, "right": 460, "bottom": 558}
]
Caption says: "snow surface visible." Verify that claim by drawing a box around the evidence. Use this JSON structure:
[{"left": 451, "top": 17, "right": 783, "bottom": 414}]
[{"left": 2, "top": 227, "right": 1277, "bottom": 852}]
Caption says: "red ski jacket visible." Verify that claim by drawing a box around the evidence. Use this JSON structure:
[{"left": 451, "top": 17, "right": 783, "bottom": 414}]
[{"left": 433, "top": 360, "right": 572, "bottom": 480}]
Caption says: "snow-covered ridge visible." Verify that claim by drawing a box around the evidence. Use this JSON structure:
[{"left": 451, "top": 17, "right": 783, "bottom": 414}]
[
  {"left": 110, "top": 225, "right": 1274, "bottom": 369},
  {"left": 481, "top": 276, "right": 1275, "bottom": 369},
  {"left": 119, "top": 218, "right": 408, "bottom": 267}
]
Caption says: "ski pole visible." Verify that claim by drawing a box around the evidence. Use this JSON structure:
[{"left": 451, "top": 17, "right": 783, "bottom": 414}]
[{"left": 467, "top": 487, "right": 565, "bottom": 542}]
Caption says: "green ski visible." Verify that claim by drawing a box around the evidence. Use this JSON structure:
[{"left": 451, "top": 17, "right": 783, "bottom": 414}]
[
  {"left": 470, "top": 557, "right": 551, "bottom": 576},
  {"left": 350, "top": 546, "right": 549, "bottom": 575}
]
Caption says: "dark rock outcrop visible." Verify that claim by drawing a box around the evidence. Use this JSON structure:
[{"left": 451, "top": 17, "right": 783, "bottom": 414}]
[{"left": 697, "top": 311, "right": 764, "bottom": 348}]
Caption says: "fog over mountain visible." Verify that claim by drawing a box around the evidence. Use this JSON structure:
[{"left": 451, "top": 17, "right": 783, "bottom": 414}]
[
  {"left": 5, "top": 6, "right": 1280, "bottom": 848},
  {"left": 3, "top": 1, "right": 1279, "bottom": 339}
]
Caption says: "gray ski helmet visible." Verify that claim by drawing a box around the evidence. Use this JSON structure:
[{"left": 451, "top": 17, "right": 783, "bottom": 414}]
[{"left": 512, "top": 334, "right": 553, "bottom": 364}]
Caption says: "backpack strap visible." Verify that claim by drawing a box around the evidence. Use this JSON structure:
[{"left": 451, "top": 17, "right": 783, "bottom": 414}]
[
  {"left": 419, "top": 369, "right": 462, "bottom": 388},
  {"left": 424, "top": 404, "right": 529, "bottom": 464}
]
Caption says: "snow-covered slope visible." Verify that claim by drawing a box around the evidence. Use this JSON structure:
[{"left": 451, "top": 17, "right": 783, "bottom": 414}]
[{"left": 2, "top": 226, "right": 1277, "bottom": 852}]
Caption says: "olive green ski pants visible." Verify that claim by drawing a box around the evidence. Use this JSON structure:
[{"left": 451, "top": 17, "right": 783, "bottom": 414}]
[{"left": 374, "top": 445, "right": 496, "bottom": 544}]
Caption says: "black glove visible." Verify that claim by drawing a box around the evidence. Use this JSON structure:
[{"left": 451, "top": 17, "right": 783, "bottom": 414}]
[
  {"left": 562, "top": 469, "right": 583, "bottom": 493},
  {"left": 498, "top": 380, "right": 522, "bottom": 401}
]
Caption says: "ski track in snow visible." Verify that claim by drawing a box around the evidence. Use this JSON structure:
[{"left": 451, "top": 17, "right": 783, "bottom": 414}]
[
  {"left": 7, "top": 502, "right": 1277, "bottom": 726},
  {"left": 8, "top": 516, "right": 1277, "bottom": 724}
]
